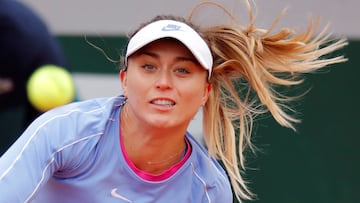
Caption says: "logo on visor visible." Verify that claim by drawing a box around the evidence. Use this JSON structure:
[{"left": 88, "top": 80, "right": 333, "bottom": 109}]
[{"left": 161, "top": 24, "right": 184, "bottom": 32}]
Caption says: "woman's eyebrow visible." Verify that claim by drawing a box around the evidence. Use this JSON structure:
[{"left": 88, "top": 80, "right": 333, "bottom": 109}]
[
  {"left": 138, "top": 51, "right": 159, "bottom": 59},
  {"left": 138, "top": 51, "right": 199, "bottom": 65},
  {"left": 175, "top": 56, "right": 199, "bottom": 64}
]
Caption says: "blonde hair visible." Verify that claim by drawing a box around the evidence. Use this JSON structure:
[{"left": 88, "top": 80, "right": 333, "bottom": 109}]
[
  {"left": 189, "top": 0, "right": 348, "bottom": 201},
  {"left": 124, "top": 1, "right": 348, "bottom": 202}
]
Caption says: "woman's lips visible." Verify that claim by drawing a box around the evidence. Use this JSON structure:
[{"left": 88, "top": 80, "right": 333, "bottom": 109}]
[{"left": 150, "top": 98, "right": 176, "bottom": 107}]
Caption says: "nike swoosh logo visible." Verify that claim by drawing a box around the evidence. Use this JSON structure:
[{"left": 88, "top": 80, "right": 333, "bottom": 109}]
[
  {"left": 111, "top": 188, "right": 133, "bottom": 202},
  {"left": 161, "top": 24, "right": 184, "bottom": 32}
]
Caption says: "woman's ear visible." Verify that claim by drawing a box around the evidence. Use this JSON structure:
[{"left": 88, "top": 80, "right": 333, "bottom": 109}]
[
  {"left": 120, "top": 70, "right": 127, "bottom": 96},
  {"left": 201, "top": 83, "right": 212, "bottom": 106}
]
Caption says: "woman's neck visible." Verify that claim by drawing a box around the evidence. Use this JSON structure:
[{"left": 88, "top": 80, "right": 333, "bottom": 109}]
[
  {"left": 121, "top": 129, "right": 187, "bottom": 174},
  {"left": 120, "top": 105, "right": 187, "bottom": 174}
]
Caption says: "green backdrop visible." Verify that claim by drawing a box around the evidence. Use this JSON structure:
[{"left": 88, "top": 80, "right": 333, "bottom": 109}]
[{"left": 242, "top": 40, "right": 359, "bottom": 203}]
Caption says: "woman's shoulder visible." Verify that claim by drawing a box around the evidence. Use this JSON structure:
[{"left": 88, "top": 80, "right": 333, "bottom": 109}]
[
  {"left": 185, "top": 133, "right": 233, "bottom": 201},
  {"left": 37, "top": 95, "right": 124, "bottom": 120},
  {"left": 27, "top": 95, "right": 125, "bottom": 135},
  {"left": 186, "top": 133, "right": 230, "bottom": 183}
]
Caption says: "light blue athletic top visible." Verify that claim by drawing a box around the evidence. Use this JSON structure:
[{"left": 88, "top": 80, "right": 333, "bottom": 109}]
[{"left": 0, "top": 95, "right": 232, "bottom": 203}]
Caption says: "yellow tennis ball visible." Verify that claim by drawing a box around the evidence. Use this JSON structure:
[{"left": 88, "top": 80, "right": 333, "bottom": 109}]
[{"left": 27, "top": 65, "right": 75, "bottom": 112}]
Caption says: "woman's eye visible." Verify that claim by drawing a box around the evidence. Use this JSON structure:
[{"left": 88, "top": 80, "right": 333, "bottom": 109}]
[
  {"left": 141, "top": 64, "right": 156, "bottom": 71},
  {"left": 175, "top": 68, "right": 190, "bottom": 74}
]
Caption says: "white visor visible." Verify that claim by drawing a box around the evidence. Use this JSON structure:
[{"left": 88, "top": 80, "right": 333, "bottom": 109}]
[{"left": 125, "top": 20, "right": 213, "bottom": 79}]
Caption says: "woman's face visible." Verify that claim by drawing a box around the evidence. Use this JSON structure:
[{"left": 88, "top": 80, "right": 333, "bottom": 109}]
[{"left": 121, "top": 38, "right": 211, "bottom": 130}]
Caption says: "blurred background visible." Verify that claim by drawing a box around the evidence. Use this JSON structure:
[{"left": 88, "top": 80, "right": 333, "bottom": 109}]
[{"left": 7, "top": 0, "right": 360, "bottom": 202}]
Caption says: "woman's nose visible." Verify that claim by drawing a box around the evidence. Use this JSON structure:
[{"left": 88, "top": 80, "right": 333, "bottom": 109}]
[{"left": 155, "top": 70, "right": 173, "bottom": 90}]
